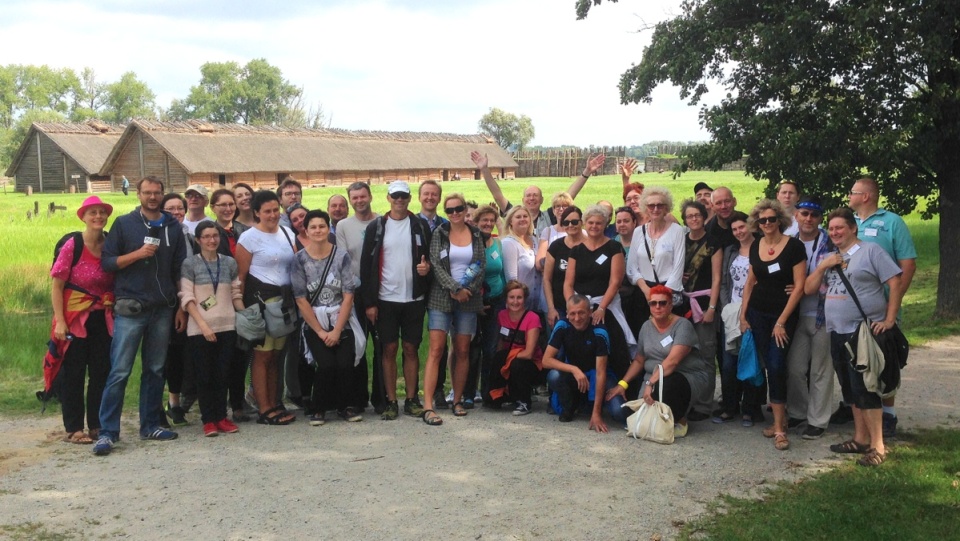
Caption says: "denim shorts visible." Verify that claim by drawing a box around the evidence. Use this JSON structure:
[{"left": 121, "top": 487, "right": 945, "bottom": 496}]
[{"left": 428, "top": 308, "right": 477, "bottom": 337}]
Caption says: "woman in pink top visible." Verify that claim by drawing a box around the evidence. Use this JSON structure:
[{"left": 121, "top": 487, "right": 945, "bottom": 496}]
[{"left": 49, "top": 196, "right": 115, "bottom": 444}]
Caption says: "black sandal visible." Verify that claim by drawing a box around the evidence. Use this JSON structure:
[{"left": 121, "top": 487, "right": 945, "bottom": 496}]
[
  {"left": 257, "top": 406, "right": 294, "bottom": 425},
  {"left": 829, "top": 439, "right": 869, "bottom": 454},
  {"left": 452, "top": 402, "right": 468, "bottom": 417}
]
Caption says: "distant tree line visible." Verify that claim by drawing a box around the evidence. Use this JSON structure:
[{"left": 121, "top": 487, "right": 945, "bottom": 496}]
[
  {"left": 522, "top": 141, "right": 703, "bottom": 160},
  {"left": 0, "top": 59, "right": 327, "bottom": 171}
]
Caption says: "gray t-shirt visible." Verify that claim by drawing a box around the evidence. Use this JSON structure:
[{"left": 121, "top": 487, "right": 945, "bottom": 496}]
[
  {"left": 291, "top": 246, "right": 356, "bottom": 308},
  {"left": 637, "top": 316, "right": 711, "bottom": 403},
  {"left": 335, "top": 214, "right": 378, "bottom": 277},
  {"left": 824, "top": 241, "right": 901, "bottom": 334}
]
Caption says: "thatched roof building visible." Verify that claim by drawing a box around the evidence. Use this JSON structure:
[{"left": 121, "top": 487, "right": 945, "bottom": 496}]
[
  {"left": 5, "top": 120, "right": 123, "bottom": 193},
  {"left": 99, "top": 120, "right": 518, "bottom": 192}
]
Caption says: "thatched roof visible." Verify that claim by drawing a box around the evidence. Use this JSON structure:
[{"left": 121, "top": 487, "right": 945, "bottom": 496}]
[
  {"left": 4, "top": 120, "right": 124, "bottom": 177},
  {"left": 99, "top": 120, "right": 518, "bottom": 175}
]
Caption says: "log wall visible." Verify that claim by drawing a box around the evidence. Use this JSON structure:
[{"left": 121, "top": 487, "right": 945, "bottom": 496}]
[{"left": 513, "top": 147, "right": 625, "bottom": 178}]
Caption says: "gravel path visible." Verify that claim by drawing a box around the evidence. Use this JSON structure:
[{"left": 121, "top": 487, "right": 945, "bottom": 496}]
[{"left": 1, "top": 337, "right": 958, "bottom": 540}]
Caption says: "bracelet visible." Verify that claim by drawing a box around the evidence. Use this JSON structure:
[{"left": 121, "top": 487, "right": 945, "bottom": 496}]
[
  {"left": 644, "top": 380, "right": 653, "bottom": 387},
  {"left": 708, "top": 304, "right": 716, "bottom": 310},
  {"left": 581, "top": 172, "right": 590, "bottom": 178},
  {"left": 775, "top": 323, "right": 785, "bottom": 328},
  {"left": 617, "top": 380, "right": 629, "bottom": 390}
]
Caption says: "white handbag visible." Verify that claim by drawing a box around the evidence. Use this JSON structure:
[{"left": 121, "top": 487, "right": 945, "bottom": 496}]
[{"left": 624, "top": 365, "right": 675, "bottom": 444}]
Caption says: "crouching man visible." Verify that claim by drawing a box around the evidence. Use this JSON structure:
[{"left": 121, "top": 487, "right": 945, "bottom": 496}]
[{"left": 543, "top": 294, "right": 627, "bottom": 433}]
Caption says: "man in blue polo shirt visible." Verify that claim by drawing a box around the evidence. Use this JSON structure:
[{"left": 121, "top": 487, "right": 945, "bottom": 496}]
[{"left": 848, "top": 176, "right": 917, "bottom": 439}]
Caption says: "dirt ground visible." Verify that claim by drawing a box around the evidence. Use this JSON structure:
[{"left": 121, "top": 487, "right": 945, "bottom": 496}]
[{"left": 1, "top": 337, "right": 958, "bottom": 540}]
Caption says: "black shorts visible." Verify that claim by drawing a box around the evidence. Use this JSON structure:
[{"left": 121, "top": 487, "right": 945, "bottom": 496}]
[{"left": 377, "top": 300, "right": 426, "bottom": 347}]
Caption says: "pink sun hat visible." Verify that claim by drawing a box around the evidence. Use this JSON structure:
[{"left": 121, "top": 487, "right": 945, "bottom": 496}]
[{"left": 77, "top": 195, "right": 114, "bottom": 220}]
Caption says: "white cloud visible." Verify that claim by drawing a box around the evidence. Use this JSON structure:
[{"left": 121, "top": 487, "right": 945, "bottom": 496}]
[{"left": 2, "top": 0, "right": 711, "bottom": 145}]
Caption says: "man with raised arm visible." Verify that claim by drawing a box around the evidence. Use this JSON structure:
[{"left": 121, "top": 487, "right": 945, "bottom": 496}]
[
  {"left": 470, "top": 151, "right": 604, "bottom": 239},
  {"left": 359, "top": 181, "right": 432, "bottom": 421}
]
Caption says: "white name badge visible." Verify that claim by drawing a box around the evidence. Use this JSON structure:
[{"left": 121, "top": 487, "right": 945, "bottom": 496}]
[
  {"left": 847, "top": 244, "right": 861, "bottom": 256},
  {"left": 439, "top": 249, "right": 448, "bottom": 259},
  {"left": 595, "top": 254, "right": 608, "bottom": 265},
  {"left": 864, "top": 228, "right": 878, "bottom": 237},
  {"left": 500, "top": 326, "right": 511, "bottom": 336},
  {"left": 415, "top": 235, "right": 422, "bottom": 246},
  {"left": 767, "top": 262, "right": 781, "bottom": 274},
  {"left": 491, "top": 251, "right": 500, "bottom": 260},
  {"left": 660, "top": 335, "right": 674, "bottom": 348}
]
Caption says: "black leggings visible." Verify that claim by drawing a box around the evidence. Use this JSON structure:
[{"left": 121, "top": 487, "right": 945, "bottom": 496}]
[
  {"left": 305, "top": 328, "right": 356, "bottom": 412},
  {"left": 651, "top": 371, "right": 692, "bottom": 420},
  {"left": 58, "top": 310, "right": 111, "bottom": 433}
]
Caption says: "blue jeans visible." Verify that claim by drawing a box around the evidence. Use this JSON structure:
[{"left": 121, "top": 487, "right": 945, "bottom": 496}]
[
  {"left": 547, "top": 368, "right": 627, "bottom": 424},
  {"left": 746, "top": 307, "right": 796, "bottom": 404},
  {"left": 99, "top": 306, "right": 174, "bottom": 440}
]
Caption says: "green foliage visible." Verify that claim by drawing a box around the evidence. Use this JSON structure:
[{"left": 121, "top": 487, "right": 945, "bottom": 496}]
[
  {"left": 168, "top": 59, "right": 303, "bottom": 126},
  {"left": 680, "top": 428, "right": 960, "bottom": 540},
  {"left": 100, "top": 72, "right": 156, "bottom": 123},
  {"left": 477, "top": 107, "right": 535, "bottom": 151},
  {"left": 581, "top": 0, "right": 960, "bottom": 317}
]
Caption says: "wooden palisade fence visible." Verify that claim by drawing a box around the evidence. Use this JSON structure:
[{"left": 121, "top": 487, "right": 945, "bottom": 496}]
[{"left": 513, "top": 147, "right": 627, "bottom": 178}]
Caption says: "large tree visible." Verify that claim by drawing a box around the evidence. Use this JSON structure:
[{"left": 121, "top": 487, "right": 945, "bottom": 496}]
[
  {"left": 478, "top": 107, "right": 535, "bottom": 151},
  {"left": 169, "top": 59, "right": 303, "bottom": 126},
  {"left": 101, "top": 71, "right": 156, "bottom": 123},
  {"left": 579, "top": 0, "right": 960, "bottom": 317}
]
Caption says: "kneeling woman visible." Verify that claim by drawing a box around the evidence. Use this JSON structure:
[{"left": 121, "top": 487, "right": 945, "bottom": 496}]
[
  {"left": 606, "top": 286, "right": 714, "bottom": 438},
  {"left": 486, "top": 281, "right": 542, "bottom": 415},
  {"left": 292, "top": 210, "right": 365, "bottom": 425},
  {"left": 180, "top": 221, "right": 245, "bottom": 437}
]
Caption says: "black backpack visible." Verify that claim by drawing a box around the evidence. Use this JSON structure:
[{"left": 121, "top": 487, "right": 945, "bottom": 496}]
[{"left": 52, "top": 231, "right": 107, "bottom": 269}]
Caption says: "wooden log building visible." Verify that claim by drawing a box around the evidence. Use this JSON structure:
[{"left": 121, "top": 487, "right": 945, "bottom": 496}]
[
  {"left": 98, "top": 120, "right": 519, "bottom": 193},
  {"left": 5, "top": 120, "right": 123, "bottom": 193}
]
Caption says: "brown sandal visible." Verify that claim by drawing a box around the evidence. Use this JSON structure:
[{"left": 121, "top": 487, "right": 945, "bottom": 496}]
[
  {"left": 452, "top": 402, "right": 468, "bottom": 417},
  {"left": 857, "top": 448, "right": 886, "bottom": 466},
  {"left": 774, "top": 432, "right": 790, "bottom": 451},
  {"left": 64, "top": 431, "right": 93, "bottom": 444},
  {"left": 830, "top": 439, "right": 870, "bottom": 454},
  {"left": 762, "top": 425, "right": 778, "bottom": 438}
]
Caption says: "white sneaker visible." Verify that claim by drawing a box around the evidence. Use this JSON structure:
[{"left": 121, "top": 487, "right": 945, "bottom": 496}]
[
  {"left": 513, "top": 402, "right": 531, "bottom": 416},
  {"left": 445, "top": 390, "right": 455, "bottom": 404}
]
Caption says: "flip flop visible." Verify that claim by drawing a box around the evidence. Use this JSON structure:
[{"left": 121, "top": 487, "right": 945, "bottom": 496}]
[{"left": 64, "top": 431, "right": 93, "bottom": 444}]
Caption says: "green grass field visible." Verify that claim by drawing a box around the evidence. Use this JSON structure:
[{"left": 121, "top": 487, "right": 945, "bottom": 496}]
[{"left": 0, "top": 170, "right": 951, "bottom": 414}]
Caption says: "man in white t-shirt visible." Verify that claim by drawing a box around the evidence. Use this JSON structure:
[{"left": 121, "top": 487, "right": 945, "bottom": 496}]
[
  {"left": 359, "top": 181, "right": 433, "bottom": 421},
  {"left": 183, "top": 184, "right": 210, "bottom": 235}
]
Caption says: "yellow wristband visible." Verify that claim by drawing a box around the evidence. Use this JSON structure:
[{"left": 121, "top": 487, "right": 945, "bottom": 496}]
[{"left": 617, "top": 380, "right": 629, "bottom": 390}]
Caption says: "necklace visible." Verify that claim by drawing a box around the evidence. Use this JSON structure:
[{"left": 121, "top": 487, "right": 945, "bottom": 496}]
[{"left": 765, "top": 235, "right": 783, "bottom": 256}]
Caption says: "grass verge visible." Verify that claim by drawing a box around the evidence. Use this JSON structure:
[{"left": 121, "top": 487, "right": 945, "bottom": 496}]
[{"left": 679, "top": 428, "right": 960, "bottom": 540}]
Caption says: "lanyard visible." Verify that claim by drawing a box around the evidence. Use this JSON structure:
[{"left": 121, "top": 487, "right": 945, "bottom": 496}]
[{"left": 201, "top": 255, "right": 221, "bottom": 295}]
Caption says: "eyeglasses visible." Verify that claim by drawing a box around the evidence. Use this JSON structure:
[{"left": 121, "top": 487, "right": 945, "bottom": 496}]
[
  {"left": 624, "top": 195, "right": 641, "bottom": 203},
  {"left": 282, "top": 191, "right": 302, "bottom": 199},
  {"left": 140, "top": 191, "right": 163, "bottom": 197},
  {"left": 797, "top": 210, "right": 822, "bottom": 218},
  {"left": 561, "top": 219, "right": 582, "bottom": 227},
  {"left": 198, "top": 234, "right": 220, "bottom": 241},
  {"left": 390, "top": 192, "right": 411, "bottom": 200},
  {"left": 647, "top": 203, "right": 666, "bottom": 210},
  {"left": 756, "top": 216, "right": 778, "bottom": 225},
  {"left": 648, "top": 300, "right": 669, "bottom": 307},
  {"left": 445, "top": 205, "right": 466, "bottom": 214},
  {"left": 848, "top": 191, "right": 864, "bottom": 196},
  {"left": 684, "top": 213, "right": 703, "bottom": 221},
  {"left": 185, "top": 192, "right": 205, "bottom": 199},
  {"left": 214, "top": 203, "right": 236, "bottom": 209}
]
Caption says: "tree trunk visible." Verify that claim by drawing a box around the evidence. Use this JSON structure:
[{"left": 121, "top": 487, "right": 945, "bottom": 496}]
[{"left": 936, "top": 165, "right": 960, "bottom": 319}]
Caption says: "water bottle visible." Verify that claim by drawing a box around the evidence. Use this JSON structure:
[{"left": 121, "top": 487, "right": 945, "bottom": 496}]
[{"left": 460, "top": 260, "right": 482, "bottom": 288}]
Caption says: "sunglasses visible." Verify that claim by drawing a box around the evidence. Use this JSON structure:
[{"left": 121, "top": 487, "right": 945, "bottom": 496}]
[
  {"left": 444, "top": 204, "right": 466, "bottom": 214},
  {"left": 390, "top": 192, "right": 411, "bottom": 200},
  {"left": 561, "top": 219, "right": 582, "bottom": 227},
  {"left": 797, "top": 210, "right": 822, "bottom": 218},
  {"left": 647, "top": 203, "right": 666, "bottom": 210},
  {"left": 756, "top": 216, "right": 778, "bottom": 225},
  {"left": 648, "top": 300, "right": 669, "bottom": 307}
]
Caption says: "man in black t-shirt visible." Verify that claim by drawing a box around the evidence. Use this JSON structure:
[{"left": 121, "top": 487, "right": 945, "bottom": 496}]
[
  {"left": 705, "top": 186, "right": 738, "bottom": 249},
  {"left": 543, "top": 295, "right": 628, "bottom": 433}
]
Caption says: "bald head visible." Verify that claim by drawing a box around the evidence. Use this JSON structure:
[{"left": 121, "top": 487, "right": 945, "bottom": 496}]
[{"left": 711, "top": 187, "right": 737, "bottom": 221}]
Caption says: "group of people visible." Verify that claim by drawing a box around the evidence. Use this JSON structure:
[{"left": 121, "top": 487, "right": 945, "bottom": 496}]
[{"left": 48, "top": 154, "right": 916, "bottom": 467}]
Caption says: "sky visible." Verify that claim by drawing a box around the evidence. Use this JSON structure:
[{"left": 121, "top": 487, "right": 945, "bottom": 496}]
[{"left": 2, "top": 0, "right": 709, "bottom": 147}]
